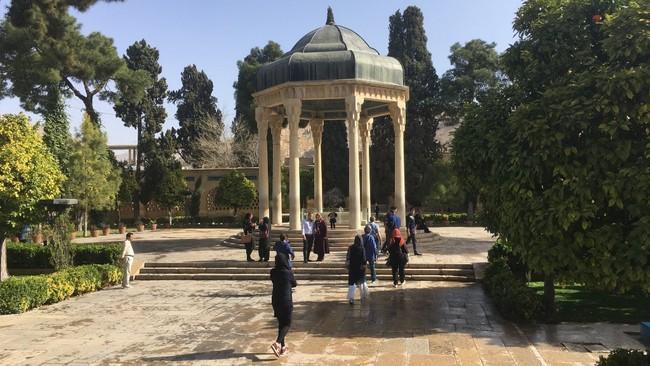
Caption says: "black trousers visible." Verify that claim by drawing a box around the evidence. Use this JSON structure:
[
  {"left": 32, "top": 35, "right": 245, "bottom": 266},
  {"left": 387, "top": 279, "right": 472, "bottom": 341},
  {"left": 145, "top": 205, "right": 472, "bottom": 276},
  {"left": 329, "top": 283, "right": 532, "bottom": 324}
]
[
  {"left": 245, "top": 242, "right": 254, "bottom": 260},
  {"left": 258, "top": 238, "right": 269, "bottom": 261},
  {"left": 329, "top": 219, "right": 336, "bottom": 229},
  {"left": 302, "top": 235, "right": 314, "bottom": 262},
  {"left": 406, "top": 232, "right": 418, "bottom": 253},
  {"left": 391, "top": 261, "right": 405, "bottom": 285},
  {"left": 276, "top": 312, "right": 292, "bottom": 346}
]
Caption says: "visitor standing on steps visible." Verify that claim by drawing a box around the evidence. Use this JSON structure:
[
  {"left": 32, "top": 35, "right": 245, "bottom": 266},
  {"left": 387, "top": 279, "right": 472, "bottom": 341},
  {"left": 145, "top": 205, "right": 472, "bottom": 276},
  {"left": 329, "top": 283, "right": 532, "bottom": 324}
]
[
  {"left": 121, "top": 232, "right": 135, "bottom": 289},
  {"left": 388, "top": 228, "right": 408, "bottom": 287},
  {"left": 328, "top": 211, "right": 337, "bottom": 229},
  {"left": 258, "top": 217, "right": 271, "bottom": 262},
  {"left": 363, "top": 226, "right": 378, "bottom": 284},
  {"left": 346, "top": 235, "right": 368, "bottom": 304},
  {"left": 367, "top": 216, "right": 382, "bottom": 255},
  {"left": 270, "top": 252, "right": 297, "bottom": 357},
  {"left": 301, "top": 212, "right": 314, "bottom": 263},
  {"left": 274, "top": 233, "right": 295, "bottom": 268},
  {"left": 242, "top": 212, "right": 256, "bottom": 262},
  {"left": 312, "top": 213, "right": 328, "bottom": 261},
  {"left": 382, "top": 207, "right": 400, "bottom": 253},
  {"left": 406, "top": 208, "right": 422, "bottom": 256}
]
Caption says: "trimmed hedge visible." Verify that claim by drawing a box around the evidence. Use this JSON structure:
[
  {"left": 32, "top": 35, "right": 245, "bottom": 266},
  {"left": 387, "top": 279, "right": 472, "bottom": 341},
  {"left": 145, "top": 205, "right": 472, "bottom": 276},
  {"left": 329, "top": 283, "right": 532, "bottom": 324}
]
[
  {"left": 0, "top": 264, "right": 121, "bottom": 314},
  {"left": 483, "top": 259, "right": 542, "bottom": 322},
  {"left": 7, "top": 243, "right": 122, "bottom": 269},
  {"left": 422, "top": 212, "right": 472, "bottom": 225},
  {"left": 596, "top": 349, "right": 650, "bottom": 366}
]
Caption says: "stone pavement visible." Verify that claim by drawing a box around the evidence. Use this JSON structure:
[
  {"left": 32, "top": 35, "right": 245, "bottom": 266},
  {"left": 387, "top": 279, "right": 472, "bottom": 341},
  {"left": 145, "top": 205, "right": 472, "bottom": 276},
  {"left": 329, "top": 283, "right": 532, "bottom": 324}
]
[{"left": 0, "top": 279, "right": 643, "bottom": 365}]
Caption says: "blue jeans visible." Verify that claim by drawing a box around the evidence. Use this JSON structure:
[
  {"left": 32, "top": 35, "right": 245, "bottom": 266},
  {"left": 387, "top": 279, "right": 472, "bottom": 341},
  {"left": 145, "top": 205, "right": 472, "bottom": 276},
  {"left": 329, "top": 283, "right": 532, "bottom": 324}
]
[{"left": 367, "top": 259, "right": 377, "bottom": 282}]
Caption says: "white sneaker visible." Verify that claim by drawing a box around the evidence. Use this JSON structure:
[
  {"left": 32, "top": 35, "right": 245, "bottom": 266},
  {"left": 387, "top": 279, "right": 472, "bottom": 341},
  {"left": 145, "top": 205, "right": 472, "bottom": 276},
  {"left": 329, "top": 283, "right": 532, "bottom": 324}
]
[
  {"left": 349, "top": 299, "right": 354, "bottom": 305},
  {"left": 393, "top": 284, "right": 398, "bottom": 288}
]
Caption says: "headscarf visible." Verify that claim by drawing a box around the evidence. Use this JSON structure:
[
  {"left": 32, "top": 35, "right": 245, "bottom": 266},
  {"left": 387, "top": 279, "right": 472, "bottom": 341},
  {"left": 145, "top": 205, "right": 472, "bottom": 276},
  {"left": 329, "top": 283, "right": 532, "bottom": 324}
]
[
  {"left": 353, "top": 234, "right": 363, "bottom": 247},
  {"left": 274, "top": 252, "right": 291, "bottom": 271},
  {"left": 392, "top": 228, "right": 404, "bottom": 246}
]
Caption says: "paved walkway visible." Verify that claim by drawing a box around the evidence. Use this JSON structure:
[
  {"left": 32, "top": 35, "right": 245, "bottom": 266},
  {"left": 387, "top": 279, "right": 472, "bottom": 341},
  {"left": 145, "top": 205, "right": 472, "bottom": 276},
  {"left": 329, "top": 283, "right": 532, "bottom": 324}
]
[{"left": 2, "top": 227, "right": 640, "bottom": 365}]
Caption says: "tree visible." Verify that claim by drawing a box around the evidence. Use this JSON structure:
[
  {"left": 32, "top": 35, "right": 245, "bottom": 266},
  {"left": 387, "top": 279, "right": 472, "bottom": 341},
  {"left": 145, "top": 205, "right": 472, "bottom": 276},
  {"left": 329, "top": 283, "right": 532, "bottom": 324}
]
[
  {"left": 116, "top": 161, "right": 137, "bottom": 223},
  {"left": 453, "top": 0, "right": 650, "bottom": 315},
  {"left": 112, "top": 40, "right": 168, "bottom": 220},
  {"left": 0, "top": 0, "right": 149, "bottom": 124},
  {"left": 42, "top": 93, "right": 72, "bottom": 177},
  {"left": 0, "top": 114, "right": 64, "bottom": 280},
  {"left": 66, "top": 113, "right": 121, "bottom": 235},
  {"left": 375, "top": 6, "right": 441, "bottom": 205},
  {"left": 230, "top": 117, "right": 259, "bottom": 167},
  {"left": 169, "top": 65, "right": 224, "bottom": 167},
  {"left": 214, "top": 171, "right": 257, "bottom": 215},
  {"left": 440, "top": 39, "right": 502, "bottom": 125},
  {"left": 322, "top": 120, "right": 349, "bottom": 195}
]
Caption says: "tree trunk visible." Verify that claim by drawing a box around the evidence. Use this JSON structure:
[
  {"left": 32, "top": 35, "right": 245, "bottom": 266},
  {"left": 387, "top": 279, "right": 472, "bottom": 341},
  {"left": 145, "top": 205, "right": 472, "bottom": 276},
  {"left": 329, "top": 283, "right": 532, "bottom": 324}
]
[
  {"left": 543, "top": 274, "right": 556, "bottom": 319},
  {"left": 83, "top": 209, "right": 88, "bottom": 237},
  {"left": 84, "top": 98, "right": 99, "bottom": 125},
  {"left": 1, "top": 237, "right": 8, "bottom": 281},
  {"left": 168, "top": 210, "right": 173, "bottom": 226},
  {"left": 134, "top": 120, "right": 142, "bottom": 221}
]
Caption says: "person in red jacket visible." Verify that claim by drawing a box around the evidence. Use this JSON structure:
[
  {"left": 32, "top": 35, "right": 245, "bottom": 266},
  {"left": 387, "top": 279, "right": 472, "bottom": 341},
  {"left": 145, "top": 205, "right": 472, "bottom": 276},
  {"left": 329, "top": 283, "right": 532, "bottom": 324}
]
[{"left": 387, "top": 228, "right": 408, "bottom": 287}]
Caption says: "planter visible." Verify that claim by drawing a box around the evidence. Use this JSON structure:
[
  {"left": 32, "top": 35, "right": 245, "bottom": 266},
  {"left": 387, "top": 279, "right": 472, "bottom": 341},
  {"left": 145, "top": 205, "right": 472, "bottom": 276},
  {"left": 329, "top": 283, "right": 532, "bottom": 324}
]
[
  {"left": 31, "top": 233, "right": 43, "bottom": 244},
  {"left": 137, "top": 224, "right": 144, "bottom": 232},
  {"left": 90, "top": 229, "right": 99, "bottom": 238},
  {"left": 102, "top": 227, "right": 111, "bottom": 236},
  {"left": 118, "top": 226, "right": 127, "bottom": 234},
  {"left": 151, "top": 223, "right": 157, "bottom": 231}
]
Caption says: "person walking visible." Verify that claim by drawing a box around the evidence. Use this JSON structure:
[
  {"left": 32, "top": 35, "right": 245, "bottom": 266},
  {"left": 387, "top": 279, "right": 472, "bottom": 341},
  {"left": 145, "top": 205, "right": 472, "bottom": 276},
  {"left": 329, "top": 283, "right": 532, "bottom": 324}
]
[
  {"left": 270, "top": 252, "right": 297, "bottom": 357},
  {"left": 312, "top": 213, "right": 328, "bottom": 261},
  {"left": 242, "top": 212, "right": 256, "bottom": 262},
  {"left": 274, "top": 233, "right": 295, "bottom": 268},
  {"left": 258, "top": 217, "right": 271, "bottom": 262},
  {"left": 301, "top": 212, "right": 314, "bottom": 263},
  {"left": 346, "top": 235, "right": 368, "bottom": 304},
  {"left": 328, "top": 211, "right": 337, "bottom": 229},
  {"left": 367, "top": 216, "right": 382, "bottom": 255},
  {"left": 406, "top": 208, "right": 422, "bottom": 256},
  {"left": 388, "top": 228, "right": 408, "bottom": 287},
  {"left": 363, "top": 226, "right": 378, "bottom": 284},
  {"left": 121, "top": 232, "right": 135, "bottom": 289}
]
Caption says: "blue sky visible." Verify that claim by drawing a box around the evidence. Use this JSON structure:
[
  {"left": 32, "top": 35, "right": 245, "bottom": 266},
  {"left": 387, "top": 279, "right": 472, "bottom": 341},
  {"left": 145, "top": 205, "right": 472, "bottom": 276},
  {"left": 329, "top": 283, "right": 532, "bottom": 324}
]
[{"left": 1, "top": 0, "right": 523, "bottom": 144}]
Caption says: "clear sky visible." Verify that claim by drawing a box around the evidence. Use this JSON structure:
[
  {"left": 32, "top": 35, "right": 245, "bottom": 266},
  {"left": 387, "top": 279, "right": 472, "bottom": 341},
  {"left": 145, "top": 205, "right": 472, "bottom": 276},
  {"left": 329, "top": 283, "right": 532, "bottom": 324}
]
[{"left": 1, "top": 0, "right": 523, "bottom": 144}]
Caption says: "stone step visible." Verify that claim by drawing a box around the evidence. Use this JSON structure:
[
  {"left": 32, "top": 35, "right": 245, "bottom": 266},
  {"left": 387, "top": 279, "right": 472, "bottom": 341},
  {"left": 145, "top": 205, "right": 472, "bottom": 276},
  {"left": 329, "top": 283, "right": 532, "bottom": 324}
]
[
  {"left": 135, "top": 273, "right": 474, "bottom": 282},
  {"left": 143, "top": 261, "right": 473, "bottom": 270},
  {"left": 139, "top": 267, "right": 474, "bottom": 276}
]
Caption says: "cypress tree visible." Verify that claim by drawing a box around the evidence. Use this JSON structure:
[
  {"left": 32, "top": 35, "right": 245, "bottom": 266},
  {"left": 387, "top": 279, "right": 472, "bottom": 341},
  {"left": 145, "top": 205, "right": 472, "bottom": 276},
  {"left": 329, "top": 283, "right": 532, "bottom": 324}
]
[{"left": 322, "top": 120, "right": 349, "bottom": 195}]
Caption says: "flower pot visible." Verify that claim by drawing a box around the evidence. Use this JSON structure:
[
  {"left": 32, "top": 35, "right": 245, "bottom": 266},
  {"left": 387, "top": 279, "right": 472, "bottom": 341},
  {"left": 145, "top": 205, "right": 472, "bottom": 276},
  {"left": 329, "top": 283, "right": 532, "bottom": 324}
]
[
  {"left": 137, "top": 224, "right": 144, "bottom": 232},
  {"left": 90, "top": 229, "right": 99, "bottom": 238},
  {"left": 102, "top": 227, "right": 111, "bottom": 236},
  {"left": 31, "top": 233, "right": 43, "bottom": 244},
  {"left": 151, "top": 223, "right": 157, "bottom": 231},
  {"left": 119, "top": 226, "right": 126, "bottom": 234}
]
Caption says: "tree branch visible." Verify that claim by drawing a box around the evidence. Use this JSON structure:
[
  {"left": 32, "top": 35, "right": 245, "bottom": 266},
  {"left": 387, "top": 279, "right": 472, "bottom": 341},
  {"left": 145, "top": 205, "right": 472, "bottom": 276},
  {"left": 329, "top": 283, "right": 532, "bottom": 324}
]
[{"left": 63, "top": 77, "right": 88, "bottom": 103}]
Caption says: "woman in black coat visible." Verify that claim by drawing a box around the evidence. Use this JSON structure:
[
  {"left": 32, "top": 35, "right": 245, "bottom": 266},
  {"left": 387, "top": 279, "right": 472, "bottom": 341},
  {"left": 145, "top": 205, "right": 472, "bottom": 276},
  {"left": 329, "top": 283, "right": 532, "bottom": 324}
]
[
  {"left": 346, "top": 235, "right": 368, "bottom": 304},
  {"left": 270, "top": 252, "right": 297, "bottom": 357}
]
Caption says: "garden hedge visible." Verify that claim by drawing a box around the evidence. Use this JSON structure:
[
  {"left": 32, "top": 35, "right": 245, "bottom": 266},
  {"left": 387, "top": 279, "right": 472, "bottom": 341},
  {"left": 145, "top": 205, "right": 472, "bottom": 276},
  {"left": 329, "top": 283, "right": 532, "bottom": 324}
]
[
  {"left": 7, "top": 243, "right": 122, "bottom": 269},
  {"left": 0, "top": 264, "right": 121, "bottom": 314},
  {"left": 596, "top": 349, "right": 650, "bottom": 366}
]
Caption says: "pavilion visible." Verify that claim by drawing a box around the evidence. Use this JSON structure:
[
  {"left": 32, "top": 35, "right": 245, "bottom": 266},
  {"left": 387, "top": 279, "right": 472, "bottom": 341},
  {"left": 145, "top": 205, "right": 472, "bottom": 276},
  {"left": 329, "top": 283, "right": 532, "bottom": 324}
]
[{"left": 253, "top": 8, "right": 409, "bottom": 229}]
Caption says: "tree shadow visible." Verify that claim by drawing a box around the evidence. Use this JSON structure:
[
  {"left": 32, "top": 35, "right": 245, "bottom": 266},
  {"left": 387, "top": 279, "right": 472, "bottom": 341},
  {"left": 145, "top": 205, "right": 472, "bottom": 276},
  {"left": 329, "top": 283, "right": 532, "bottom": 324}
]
[{"left": 142, "top": 349, "right": 274, "bottom": 362}]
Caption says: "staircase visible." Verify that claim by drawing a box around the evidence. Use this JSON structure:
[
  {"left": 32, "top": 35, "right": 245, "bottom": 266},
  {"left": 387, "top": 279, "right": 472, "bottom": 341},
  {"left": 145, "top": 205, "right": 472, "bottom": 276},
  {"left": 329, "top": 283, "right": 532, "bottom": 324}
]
[{"left": 135, "top": 261, "right": 475, "bottom": 282}]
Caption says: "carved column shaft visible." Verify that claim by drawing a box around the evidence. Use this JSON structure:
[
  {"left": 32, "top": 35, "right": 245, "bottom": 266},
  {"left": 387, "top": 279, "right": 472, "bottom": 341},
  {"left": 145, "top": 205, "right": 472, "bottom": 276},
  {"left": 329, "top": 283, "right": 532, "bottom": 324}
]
[
  {"left": 285, "top": 99, "right": 302, "bottom": 230},
  {"left": 389, "top": 102, "right": 406, "bottom": 226},
  {"left": 270, "top": 116, "right": 283, "bottom": 225},
  {"left": 255, "top": 107, "right": 270, "bottom": 220},
  {"left": 346, "top": 95, "right": 363, "bottom": 228},
  {"left": 360, "top": 116, "right": 373, "bottom": 222},
  {"left": 310, "top": 118, "right": 324, "bottom": 215}
]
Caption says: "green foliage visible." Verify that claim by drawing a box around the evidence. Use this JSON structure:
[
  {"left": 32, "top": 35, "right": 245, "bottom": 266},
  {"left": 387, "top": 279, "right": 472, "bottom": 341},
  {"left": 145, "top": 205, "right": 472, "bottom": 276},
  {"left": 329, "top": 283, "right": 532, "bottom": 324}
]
[
  {"left": 66, "top": 114, "right": 122, "bottom": 233},
  {"left": 421, "top": 160, "right": 466, "bottom": 211},
  {"left": 322, "top": 120, "right": 349, "bottom": 195},
  {"left": 7, "top": 242, "right": 122, "bottom": 268},
  {"left": 189, "top": 177, "right": 203, "bottom": 219},
  {"left": 440, "top": 39, "right": 502, "bottom": 124},
  {"left": 487, "top": 239, "right": 528, "bottom": 281},
  {"left": 0, "top": 264, "right": 121, "bottom": 314},
  {"left": 300, "top": 168, "right": 314, "bottom": 206},
  {"left": 596, "top": 349, "right": 650, "bottom": 366},
  {"left": 483, "top": 259, "right": 542, "bottom": 322},
  {"left": 213, "top": 171, "right": 257, "bottom": 214},
  {"left": 45, "top": 214, "right": 74, "bottom": 270},
  {"left": 0, "top": 114, "right": 65, "bottom": 238},
  {"left": 169, "top": 65, "right": 224, "bottom": 167},
  {"left": 42, "top": 93, "right": 72, "bottom": 177},
  {"left": 0, "top": 0, "right": 145, "bottom": 123},
  {"left": 117, "top": 162, "right": 138, "bottom": 206}
]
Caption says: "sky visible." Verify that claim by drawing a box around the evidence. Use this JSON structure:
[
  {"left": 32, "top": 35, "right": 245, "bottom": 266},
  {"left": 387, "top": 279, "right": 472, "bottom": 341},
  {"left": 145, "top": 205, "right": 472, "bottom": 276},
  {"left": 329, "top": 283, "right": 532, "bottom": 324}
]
[{"left": 0, "top": 0, "right": 523, "bottom": 144}]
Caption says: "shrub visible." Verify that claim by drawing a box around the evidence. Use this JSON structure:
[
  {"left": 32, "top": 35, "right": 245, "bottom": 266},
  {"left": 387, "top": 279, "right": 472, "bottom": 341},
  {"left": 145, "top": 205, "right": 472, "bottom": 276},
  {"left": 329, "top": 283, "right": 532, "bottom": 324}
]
[
  {"left": 483, "top": 259, "right": 541, "bottom": 322},
  {"left": 0, "top": 264, "right": 122, "bottom": 314},
  {"left": 487, "top": 239, "right": 528, "bottom": 281},
  {"left": 596, "top": 349, "right": 650, "bottom": 366},
  {"left": 7, "top": 243, "right": 122, "bottom": 269}
]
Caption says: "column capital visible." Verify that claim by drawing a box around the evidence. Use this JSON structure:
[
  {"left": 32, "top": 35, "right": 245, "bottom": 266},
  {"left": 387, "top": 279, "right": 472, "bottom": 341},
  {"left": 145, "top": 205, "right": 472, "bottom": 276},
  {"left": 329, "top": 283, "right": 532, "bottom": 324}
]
[
  {"left": 310, "top": 118, "right": 324, "bottom": 146},
  {"left": 269, "top": 115, "right": 283, "bottom": 139},
  {"left": 388, "top": 101, "right": 406, "bottom": 134},
  {"left": 345, "top": 95, "right": 364, "bottom": 127},
  {"left": 284, "top": 99, "right": 302, "bottom": 129},
  {"left": 255, "top": 106, "right": 270, "bottom": 131},
  {"left": 359, "top": 115, "right": 374, "bottom": 140}
]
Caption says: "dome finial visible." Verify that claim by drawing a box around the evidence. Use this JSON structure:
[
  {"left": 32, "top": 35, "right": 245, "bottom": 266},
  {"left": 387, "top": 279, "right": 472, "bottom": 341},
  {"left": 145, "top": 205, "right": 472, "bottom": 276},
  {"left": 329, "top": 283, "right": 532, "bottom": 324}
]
[{"left": 326, "top": 6, "right": 335, "bottom": 25}]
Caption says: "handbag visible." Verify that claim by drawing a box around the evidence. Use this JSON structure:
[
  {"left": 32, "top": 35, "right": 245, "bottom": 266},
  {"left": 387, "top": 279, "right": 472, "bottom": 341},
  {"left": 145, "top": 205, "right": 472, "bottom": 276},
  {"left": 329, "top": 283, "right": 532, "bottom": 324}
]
[{"left": 240, "top": 232, "right": 252, "bottom": 244}]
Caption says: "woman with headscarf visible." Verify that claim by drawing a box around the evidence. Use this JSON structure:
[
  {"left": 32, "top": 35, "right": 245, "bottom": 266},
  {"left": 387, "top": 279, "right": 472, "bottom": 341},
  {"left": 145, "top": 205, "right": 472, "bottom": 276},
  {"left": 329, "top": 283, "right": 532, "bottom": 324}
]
[
  {"left": 270, "top": 252, "right": 297, "bottom": 357},
  {"left": 312, "top": 213, "right": 328, "bottom": 261},
  {"left": 346, "top": 235, "right": 368, "bottom": 304},
  {"left": 387, "top": 228, "right": 408, "bottom": 287},
  {"left": 258, "top": 217, "right": 271, "bottom": 262},
  {"left": 242, "top": 212, "right": 256, "bottom": 262}
]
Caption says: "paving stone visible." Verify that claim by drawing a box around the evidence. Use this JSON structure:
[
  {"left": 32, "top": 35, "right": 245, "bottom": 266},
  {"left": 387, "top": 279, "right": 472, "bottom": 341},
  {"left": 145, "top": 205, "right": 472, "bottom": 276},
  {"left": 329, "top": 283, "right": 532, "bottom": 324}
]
[{"left": 408, "top": 354, "right": 458, "bottom": 366}]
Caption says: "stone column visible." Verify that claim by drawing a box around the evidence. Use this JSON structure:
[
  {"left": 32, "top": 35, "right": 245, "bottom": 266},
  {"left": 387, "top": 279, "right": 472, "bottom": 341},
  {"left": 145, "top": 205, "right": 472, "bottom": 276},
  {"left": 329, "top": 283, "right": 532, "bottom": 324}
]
[
  {"left": 255, "top": 107, "right": 270, "bottom": 220},
  {"left": 389, "top": 102, "right": 407, "bottom": 226},
  {"left": 346, "top": 95, "right": 363, "bottom": 229},
  {"left": 269, "top": 116, "right": 283, "bottom": 225},
  {"left": 359, "top": 116, "right": 373, "bottom": 222},
  {"left": 310, "top": 118, "right": 324, "bottom": 214},
  {"left": 285, "top": 99, "right": 302, "bottom": 230}
]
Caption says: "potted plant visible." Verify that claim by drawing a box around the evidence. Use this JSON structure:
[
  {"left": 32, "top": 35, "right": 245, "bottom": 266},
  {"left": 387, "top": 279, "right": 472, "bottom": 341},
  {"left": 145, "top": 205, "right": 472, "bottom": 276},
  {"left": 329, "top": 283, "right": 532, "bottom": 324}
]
[
  {"left": 442, "top": 214, "right": 450, "bottom": 226},
  {"left": 90, "top": 225, "right": 99, "bottom": 237},
  {"left": 150, "top": 218, "right": 157, "bottom": 231},
  {"left": 102, "top": 224, "right": 111, "bottom": 236},
  {"left": 118, "top": 223, "right": 127, "bottom": 234},
  {"left": 136, "top": 220, "right": 145, "bottom": 232}
]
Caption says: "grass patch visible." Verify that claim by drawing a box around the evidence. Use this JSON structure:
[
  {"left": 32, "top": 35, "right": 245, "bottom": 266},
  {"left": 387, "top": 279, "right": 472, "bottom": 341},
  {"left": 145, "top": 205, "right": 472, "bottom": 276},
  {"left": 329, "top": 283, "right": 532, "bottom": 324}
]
[{"left": 529, "top": 282, "right": 650, "bottom": 324}]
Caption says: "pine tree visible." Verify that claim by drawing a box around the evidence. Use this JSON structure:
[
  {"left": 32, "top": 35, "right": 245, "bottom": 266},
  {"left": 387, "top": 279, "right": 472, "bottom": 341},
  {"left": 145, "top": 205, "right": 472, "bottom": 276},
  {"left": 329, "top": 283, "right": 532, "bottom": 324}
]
[{"left": 169, "top": 65, "right": 224, "bottom": 167}]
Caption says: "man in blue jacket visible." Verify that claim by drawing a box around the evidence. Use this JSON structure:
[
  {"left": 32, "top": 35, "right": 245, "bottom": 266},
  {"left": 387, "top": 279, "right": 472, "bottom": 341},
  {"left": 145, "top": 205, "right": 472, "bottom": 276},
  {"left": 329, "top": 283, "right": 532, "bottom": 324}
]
[{"left": 362, "top": 226, "right": 378, "bottom": 283}]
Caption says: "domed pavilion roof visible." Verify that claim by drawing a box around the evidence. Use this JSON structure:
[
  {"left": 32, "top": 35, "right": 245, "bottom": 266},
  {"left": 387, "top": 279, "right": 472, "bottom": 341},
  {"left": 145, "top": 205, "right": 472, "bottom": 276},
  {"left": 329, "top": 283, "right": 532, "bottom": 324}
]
[{"left": 257, "top": 8, "right": 404, "bottom": 91}]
